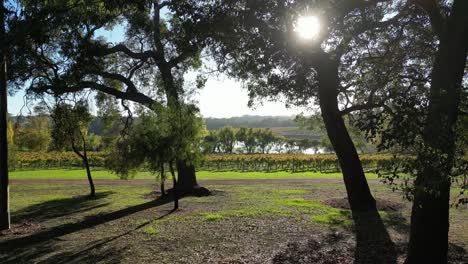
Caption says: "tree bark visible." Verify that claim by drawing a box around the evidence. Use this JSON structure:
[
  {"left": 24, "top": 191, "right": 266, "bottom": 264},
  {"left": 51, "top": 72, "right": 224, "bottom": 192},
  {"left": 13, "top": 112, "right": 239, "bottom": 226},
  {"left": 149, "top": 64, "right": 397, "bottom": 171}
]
[
  {"left": 72, "top": 139, "right": 95, "bottom": 197},
  {"left": 314, "top": 54, "right": 377, "bottom": 212},
  {"left": 0, "top": 1, "right": 10, "bottom": 230},
  {"left": 176, "top": 160, "right": 211, "bottom": 197},
  {"left": 83, "top": 152, "right": 95, "bottom": 197},
  {"left": 169, "top": 161, "right": 178, "bottom": 210},
  {"left": 406, "top": 1, "right": 467, "bottom": 262},
  {"left": 160, "top": 164, "right": 166, "bottom": 197}
]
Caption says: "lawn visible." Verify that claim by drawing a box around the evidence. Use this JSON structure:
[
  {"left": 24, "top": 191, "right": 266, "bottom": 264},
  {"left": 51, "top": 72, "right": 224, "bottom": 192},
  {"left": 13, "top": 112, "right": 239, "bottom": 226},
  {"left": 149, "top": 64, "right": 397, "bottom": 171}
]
[
  {"left": 9, "top": 169, "right": 379, "bottom": 180},
  {"left": 0, "top": 179, "right": 466, "bottom": 263}
]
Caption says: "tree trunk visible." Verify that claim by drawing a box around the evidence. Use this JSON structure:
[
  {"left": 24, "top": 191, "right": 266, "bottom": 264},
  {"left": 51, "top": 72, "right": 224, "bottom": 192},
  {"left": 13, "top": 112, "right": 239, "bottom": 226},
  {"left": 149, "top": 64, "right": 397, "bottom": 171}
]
[
  {"left": 169, "top": 162, "right": 178, "bottom": 210},
  {"left": 83, "top": 156, "right": 95, "bottom": 197},
  {"left": 314, "top": 54, "right": 376, "bottom": 212},
  {"left": 176, "top": 160, "right": 210, "bottom": 197},
  {"left": 72, "top": 140, "right": 95, "bottom": 197},
  {"left": 160, "top": 164, "right": 166, "bottom": 197},
  {"left": 0, "top": 2, "right": 10, "bottom": 230},
  {"left": 406, "top": 2, "right": 467, "bottom": 262},
  {"left": 82, "top": 148, "right": 95, "bottom": 197}
]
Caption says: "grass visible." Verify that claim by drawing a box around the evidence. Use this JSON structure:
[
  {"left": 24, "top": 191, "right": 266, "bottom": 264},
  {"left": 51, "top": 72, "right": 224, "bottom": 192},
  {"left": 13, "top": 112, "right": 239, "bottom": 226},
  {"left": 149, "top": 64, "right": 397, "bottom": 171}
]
[
  {"left": 277, "top": 189, "right": 307, "bottom": 195},
  {"left": 1, "top": 180, "right": 467, "bottom": 263},
  {"left": 201, "top": 213, "right": 224, "bottom": 221},
  {"left": 142, "top": 226, "right": 159, "bottom": 235},
  {"left": 9, "top": 169, "right": 379, "bottom": 180}
]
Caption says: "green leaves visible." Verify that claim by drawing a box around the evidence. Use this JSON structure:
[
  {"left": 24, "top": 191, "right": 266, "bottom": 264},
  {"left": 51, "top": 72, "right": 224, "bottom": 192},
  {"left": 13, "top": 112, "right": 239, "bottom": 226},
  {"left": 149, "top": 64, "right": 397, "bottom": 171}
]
[
  {"left": 51, "top": 99, "right": 92, "bottom": 151},
  {"left": 108, "top": 103, "right": 204, "bottom": 179}
]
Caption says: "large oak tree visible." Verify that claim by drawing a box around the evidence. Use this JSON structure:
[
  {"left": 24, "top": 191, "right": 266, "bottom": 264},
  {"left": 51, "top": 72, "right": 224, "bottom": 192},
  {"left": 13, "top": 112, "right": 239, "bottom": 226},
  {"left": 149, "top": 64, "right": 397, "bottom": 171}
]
[{"left": 27, "top": 0, "right": 224, "bottom": 195}]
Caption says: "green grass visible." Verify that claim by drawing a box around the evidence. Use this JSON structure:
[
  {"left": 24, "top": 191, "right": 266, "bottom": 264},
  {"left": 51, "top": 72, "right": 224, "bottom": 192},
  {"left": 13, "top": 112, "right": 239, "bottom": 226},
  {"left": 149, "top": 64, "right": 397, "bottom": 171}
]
[
  {"left": 142, "top": 226, "right": 159, "bottom": 235},
  {"left": 201, "top": 213, "right": 224, "bottom": 221},
  {"left": 277, "top": 189, "right": 307, "bottom": 195},
  {"left": 9, "top": 169, "right": 379, "bottom": 180},
  {"left": 10, "top": 184, "right": 151, "bottom": 220}
]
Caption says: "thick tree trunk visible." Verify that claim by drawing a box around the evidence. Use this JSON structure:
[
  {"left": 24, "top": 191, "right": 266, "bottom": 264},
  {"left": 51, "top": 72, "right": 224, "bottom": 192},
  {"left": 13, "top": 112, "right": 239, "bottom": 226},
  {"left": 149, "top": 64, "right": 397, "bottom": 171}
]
[
  {"left": 406, "top": 2, "right": 467, "bottom": 262},
  {"left": 169, "top": 162, "right": 178, "bottom": 210},
  {"left": 315, "top": 55, "right": 376, "bottom": 212},
  {"left": 0, "top": 3, "right": 10, "bottom": 231},
  {"left": 176, "top": 160, "right": 210, "bottom": 197}
]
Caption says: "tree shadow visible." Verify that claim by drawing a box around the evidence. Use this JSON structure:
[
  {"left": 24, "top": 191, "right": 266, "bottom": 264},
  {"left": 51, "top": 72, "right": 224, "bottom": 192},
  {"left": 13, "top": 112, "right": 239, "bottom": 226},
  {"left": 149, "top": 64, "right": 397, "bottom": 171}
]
[
  {"left": 351, "top": 209, "right": 397, "bottom": 264},
  {"left": 273, "top": 209, "right": 400, "bottom": 264},
  {"left": 12, "top": 191, "right": 114, "bottom": 224},
  {"left": 0, "top": 194, "right": 177, "bottom": 263}
]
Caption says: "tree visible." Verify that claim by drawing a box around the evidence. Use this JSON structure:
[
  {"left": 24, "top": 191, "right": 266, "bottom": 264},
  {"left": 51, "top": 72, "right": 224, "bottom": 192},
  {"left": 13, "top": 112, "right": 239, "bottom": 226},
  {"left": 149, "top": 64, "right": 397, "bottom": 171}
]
[
  {"left": 203, "top": 130, "right": 220, "bottom": 154},
  {"left": 404, "top": 2, "right": 467, "bottom": 262},
  {"left": 296, "top": 138, "right": 311, "bottom": 153},
  {"left": 108, "top": 104, "right": 205, "bottom": 209},
  {"left": 284, "top": 139, "right": 298, "bottom": 154},
  {"left": 218, "top": 126, "right": 236, "bottom": 153},
  {"left": 27, "top": 0, "right": 223, "bottom": 196},
  {"left": 235, "top": 126, "right": 248, "bottom": 153},
  {"left": 243, "top": 128, "right": 258, "bottom": 154},
  {"left": 0, "top": 0, "right": 8, "bottom": 230},
  {"left": 272, "top": 134, "right": 286, "bottom": 153},
  {"left": 15, "top": 108, "right": 51, "bottom": 151},
  {"left": 309, "top": 139, "right": 320, "bottom": 154},
  {"left": 334, "top": 0, "right": 468, "bottom": 261},
  {"left": 210, "top": 0, "right": 410, "bottom": 211},
  {"left": 0, "top": 0, "right": 67, "bottom": 230},
  {"left": 95, "top": 94, "right": 124, "bottom": 151},
  {"left": 319, "top": 136, "right": 334, "bottom": 154},
  {"left": 256, "top": 128, "right": 275, "bottom": 154},
  {"left": 51, "top": 99, "right": 95, "bottom": 197}
]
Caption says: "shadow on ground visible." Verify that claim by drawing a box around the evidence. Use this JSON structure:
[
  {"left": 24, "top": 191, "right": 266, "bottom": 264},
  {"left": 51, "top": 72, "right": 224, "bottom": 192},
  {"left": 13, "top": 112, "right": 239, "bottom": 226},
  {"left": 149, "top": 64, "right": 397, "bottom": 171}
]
[
  {"left": 352, "top": 210, "right": 397, "bottom": 264},
  {"left": 273, "top": 209, "right": 400, "bottom": 264},
  {"left": 0, "top": 193, "right": 177, "bottom": 264},
  {"left": 12, "top": 192, "right": 114, "bottom": 224}
]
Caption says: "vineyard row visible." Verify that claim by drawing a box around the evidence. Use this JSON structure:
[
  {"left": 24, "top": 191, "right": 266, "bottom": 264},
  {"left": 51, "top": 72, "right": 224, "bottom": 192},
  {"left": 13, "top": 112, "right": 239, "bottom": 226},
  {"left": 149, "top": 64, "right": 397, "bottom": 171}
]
[{"left": 12, "top": 152, "right": 407, "bottom": 173}]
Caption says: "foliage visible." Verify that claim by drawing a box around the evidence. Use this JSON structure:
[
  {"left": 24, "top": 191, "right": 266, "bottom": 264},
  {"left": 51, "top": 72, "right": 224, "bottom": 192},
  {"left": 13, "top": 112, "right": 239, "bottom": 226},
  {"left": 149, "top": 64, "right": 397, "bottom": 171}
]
[
  {"left": 14, "top": 112, "right": 51, "bottom": 152},
  {"left": 107, "top": 104, "right": 205, "bottom": 180},
  {"left": 7, "top": 118, "right": 17, "bottom": 168},
  {"left": 217, "top": 126, "right": 236, "bottom": 154},
  {"left": 13, "top": 151, "right": 106, "bottom": 169},
  {"left": 200, "top": 153, "right": 407, "bottom": 173},
  {"left": 12, "top": 151, "right": 417, "bottom": 175},
  {"left": 50, "top": 100, "right": 93, "bottom": 153}
]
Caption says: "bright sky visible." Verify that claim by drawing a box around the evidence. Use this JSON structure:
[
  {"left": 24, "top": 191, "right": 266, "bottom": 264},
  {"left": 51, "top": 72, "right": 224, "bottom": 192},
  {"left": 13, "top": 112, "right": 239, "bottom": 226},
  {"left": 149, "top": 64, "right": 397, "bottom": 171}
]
[{"left": 7, "top": 22, "right": 307, "bottom": 118}]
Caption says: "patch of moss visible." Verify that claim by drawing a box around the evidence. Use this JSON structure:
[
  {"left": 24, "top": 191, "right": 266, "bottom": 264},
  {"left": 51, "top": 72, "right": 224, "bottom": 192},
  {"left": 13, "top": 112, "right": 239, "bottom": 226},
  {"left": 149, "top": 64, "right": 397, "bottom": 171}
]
[
  {"left": 278, "top": 189, "right": 306, "bottom": 195},
  {"left": 311, "top": 209, "right": 353, "bottom": 227},
  {"left": 280, "top": 198, "right": 324, "bottom": 208},
  {"left": 202, "top": 213, "right": 224, "bottom": 221},
  {"left": 142, "top": 226, "right": 159, "bottom": 235}
]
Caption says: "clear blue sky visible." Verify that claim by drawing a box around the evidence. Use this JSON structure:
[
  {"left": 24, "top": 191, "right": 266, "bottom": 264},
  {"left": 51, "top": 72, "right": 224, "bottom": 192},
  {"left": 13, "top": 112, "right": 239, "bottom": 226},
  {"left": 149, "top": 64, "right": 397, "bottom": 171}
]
[{"left": 8, "top": 24, "right": 305, "bottom": 118}]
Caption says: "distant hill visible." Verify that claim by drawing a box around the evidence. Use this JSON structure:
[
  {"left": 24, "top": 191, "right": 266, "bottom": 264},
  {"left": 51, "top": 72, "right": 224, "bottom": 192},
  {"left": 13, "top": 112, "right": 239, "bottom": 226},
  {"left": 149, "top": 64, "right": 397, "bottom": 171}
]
[
  {"left": 204, "top": 115, "right": 297, "bottom": 130},
  {"left": 12, "top": 114, "right": 321, "bottom": 140},
  {"left": 204, "top": 115, "right": 321, "bottom": 140}
]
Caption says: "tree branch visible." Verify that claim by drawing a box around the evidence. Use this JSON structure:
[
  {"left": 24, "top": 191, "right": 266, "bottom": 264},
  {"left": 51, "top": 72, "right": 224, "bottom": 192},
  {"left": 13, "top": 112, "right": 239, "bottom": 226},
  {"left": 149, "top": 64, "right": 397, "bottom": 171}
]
[
  {"left": 340, "top": 103, "right": 385, "bottom": 115},
  {"left": 411, "top": 0, "right": 445, "bottom": 38},
  {"left": 91, "top": 43, "right": 155, "bottom": 61}
]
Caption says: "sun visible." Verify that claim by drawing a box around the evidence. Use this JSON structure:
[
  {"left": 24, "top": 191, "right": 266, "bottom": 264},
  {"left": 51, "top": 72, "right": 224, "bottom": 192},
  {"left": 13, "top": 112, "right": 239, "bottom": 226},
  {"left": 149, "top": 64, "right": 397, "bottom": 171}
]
[{"left": 294, "top": 16, "right": 321, "bottom": 40}]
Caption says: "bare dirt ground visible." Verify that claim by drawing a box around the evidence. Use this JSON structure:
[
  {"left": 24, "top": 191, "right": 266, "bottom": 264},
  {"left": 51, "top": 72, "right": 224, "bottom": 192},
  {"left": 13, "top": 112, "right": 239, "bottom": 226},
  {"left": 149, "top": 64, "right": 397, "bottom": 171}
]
[{"left": 2, "top": 179, "right": 466, "bottom": 263}]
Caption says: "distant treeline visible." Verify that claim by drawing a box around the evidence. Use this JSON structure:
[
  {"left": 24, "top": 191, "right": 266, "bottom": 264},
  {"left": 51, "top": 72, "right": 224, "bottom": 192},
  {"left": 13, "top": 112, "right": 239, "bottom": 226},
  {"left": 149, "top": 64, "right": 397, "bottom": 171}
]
[
  {"left": 204, "top": 115, "right": 297, "bottom": 130},
  {"left": 13, "top": 114, "right": 300, "bottom": 135}
]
